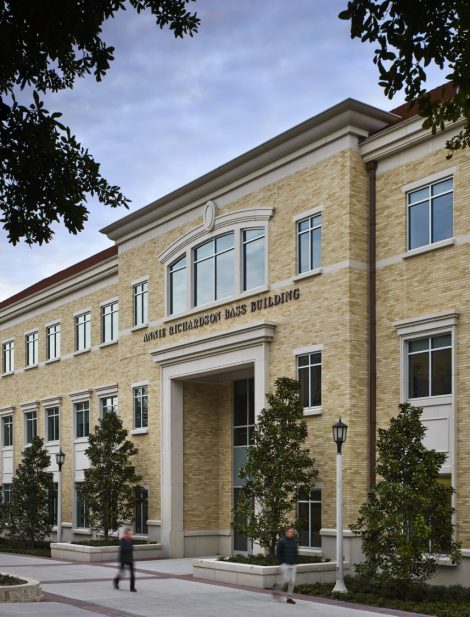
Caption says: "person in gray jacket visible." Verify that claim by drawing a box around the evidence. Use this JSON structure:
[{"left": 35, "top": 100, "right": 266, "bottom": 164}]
[
  {"left": 275, "top": 527, "right": 299, "bottom": 604},
  {"left": 113, "top": 527, "right": 136, "bottom": 592}
]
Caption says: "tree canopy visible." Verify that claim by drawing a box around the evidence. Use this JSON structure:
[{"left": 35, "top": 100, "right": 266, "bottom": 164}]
[
  {"left": 0, "top": 0, "right": 199, "bottom": 245},
  {"left": 340, "top": 1, "right": 470, "bottom": 156}
]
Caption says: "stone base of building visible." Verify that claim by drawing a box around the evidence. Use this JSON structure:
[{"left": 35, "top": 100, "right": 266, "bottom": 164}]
[
  {"left": 0, "top": 573, "right": 42, "bottom": 602},
  {"left": 192, "top": 558, "right": 342, "bottom": 588},
  {"left": 50, "top": 542, "right": 162, "bottom": 562}
]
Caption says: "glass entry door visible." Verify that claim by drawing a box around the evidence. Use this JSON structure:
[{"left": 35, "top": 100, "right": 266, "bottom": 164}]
[{"left": 233, "top": 378, "right": 254, "bottom": 553}]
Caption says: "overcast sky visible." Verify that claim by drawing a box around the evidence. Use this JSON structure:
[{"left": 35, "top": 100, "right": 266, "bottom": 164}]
[{"left": 0, "top": 0, "right": 448, "bottom": 301}]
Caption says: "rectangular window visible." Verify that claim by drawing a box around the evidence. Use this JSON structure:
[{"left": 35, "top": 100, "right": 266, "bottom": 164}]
[
  {"left": 408, "top": 178, "right": 453, "bottom": 250},
  {"left": 2, "top": 415, "right": 13, "bottom": 447},
  {"left": 242, "top": 228, "right": 265, "bottom": 291},
  {"left": 75, "top": 484, "right": 90, "bottom": 528},
  {"left": 297, "top": 488, "right": 322, "bottom": 548},
  {"left": 193, "top": 233, "right": 235, "bottom": 306},
  {"left": 46, "top": 407, "right": 60, "bottom": 442},
  {"left": 25, "top": 331, "right": 39, "bottom": 366},
  {"left": 408, "top": 334, "right": 452, "bottom": 399},
  {"left": 25, "top": 411, "right": 37, "bottom": 444},
  {"left": 49, "top": 482, "right": 58, "bottom": 526},
  {"left": 133, "top": 281, "right": 148, "bottom": 326},
  {"left": 297, "top": 214, "right": 321, "bottom": 274},
  {"left": 2, "top": 484, "right": 11, "bottom": 523},
  {"left": 75, "top": 312, "right": 91, "bottom": 351},
  {"left": 169, "top": 256, "right": 187, "bottom": 315},
  {"left": 100, "top": 396, "right": 118, "bottom": 416},
  {"left": 101, "top": 301, "right": 119, "bottom": 343},
  {"left": 134, "top": 487, "right": 149, "bottom": 534},
  {"left": 297, "top": 352, "right": 322, "bottom": 408},
  {"left": 46, "top": 323, "right": 61, "bottom": 360},
  {"left": 75, "top": 401, "right": 90, "bottom": 438},
  {"left": 2, "top": 340, "right": 14, "bottom": 373},
  {"left": 133, "top": 386, "right": 148, "bottom": 429}
]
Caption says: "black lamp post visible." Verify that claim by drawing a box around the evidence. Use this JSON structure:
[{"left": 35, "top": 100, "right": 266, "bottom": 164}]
[
  {"left": 332, "top": 418, "right": 348, "bottom": 593},
  {"left": 55, "top": 451, "right": 66, "bottom": 543}
]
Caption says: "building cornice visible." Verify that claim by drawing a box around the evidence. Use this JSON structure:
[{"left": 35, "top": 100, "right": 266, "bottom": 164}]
[{"left": 101, "top": 99, "right": 397, "bottom": 243}]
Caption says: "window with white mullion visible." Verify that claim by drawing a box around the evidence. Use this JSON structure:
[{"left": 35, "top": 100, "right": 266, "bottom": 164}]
[
  {"left": 75, "top": 312, "right": 91, "bottom": 351},
  {"left": 133, "top": 281, "right": 148, "bottom": 326},
  {"left": 297, "top": 352, "right": 322, "bottom": 409},
  {"left": 25, "top": 331, "right": 38, "bottom": 366},
  {"left": 169, "top": 256, "right": 187, "bottom": 314},
  {"left": 101, "top": 302, "right": 119, "bottom": 343},
  {"left": 46, "top": 407, "right": 60, "bottom": 442},
  {"left": 2, "top": 341, "right": 14, "bottom": 373},
  {"left": 408, "top": 333, "right": 452, "bottom": 399},
  {"left": 25, "top": 411, "right": 37, "bottom": 444},
  {"left": 46, "top": 323, "right": 60, "bottom": 360},
  {"left": 297, "top": 214, "right": 321, "bottom": 274},
  {"left": 242, "top": 228, "right": 265, "bottom": 291},
  {"left": 407, "top": 178, "right": 453, "bottom": 250},
  {"left": 193, "top": 233, "right": 235, "bottom": 307}
]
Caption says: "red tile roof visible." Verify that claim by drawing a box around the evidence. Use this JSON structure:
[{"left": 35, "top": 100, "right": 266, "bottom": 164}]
[
  {"left": 0, "top": 245, "right": 118, "bottom": 311},
  {"left": 389, "top": 82, "right": 456, "bottom": 121}
]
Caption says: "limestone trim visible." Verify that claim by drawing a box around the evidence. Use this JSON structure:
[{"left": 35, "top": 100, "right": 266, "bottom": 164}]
[
  {"left": 0, "top": 406, "right": 15, "bottom": 416},
  {"left": 41, "top": 396, "right": 62, "bottom": 407},
  {"left": 292, "top": 205, "right": 323, "bottom": 222},
  {"left": 159, "top": 208, "right": 274, "bottom": 265},
  {"left": 69, "top": 389, "right": 92, "bottom": 403},
  {"left": 401, "top": 167, "right": 456, "bottom": 194},
  {"left": 393, "top": 311, "right": 460, "bottom": 337},
  {"left": 152, "top": 320, "right": 276, "bottom": 558},
  {"left": 403, "top": 238, "right": 455, "bottom": 260},
  {"left": 94, "top": 384, "right": 118, "bottom": 398},
  {"left": 20, "top": 401, "right": 39, "bottom": 413}
]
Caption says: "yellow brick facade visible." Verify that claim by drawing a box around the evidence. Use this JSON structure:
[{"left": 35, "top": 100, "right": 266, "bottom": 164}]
[{"left": 1, "top": 98, "right": 468, "bottom": 565}]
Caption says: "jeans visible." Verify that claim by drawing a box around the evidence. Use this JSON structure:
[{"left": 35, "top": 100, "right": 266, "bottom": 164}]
[
  {"left": 114, "top": 561, "right": 135, "bottom": 590},
  {"left": 280, "top": 563, "right": 297, "bottom": 598}
]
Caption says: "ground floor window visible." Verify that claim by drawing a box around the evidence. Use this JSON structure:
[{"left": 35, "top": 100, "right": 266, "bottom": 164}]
[
  {"left": 429, "top": 475, "right": 453, "bottom": 554},
  {"left": 75, "top": 484, "right": 90, "bottom": 529},
  {"left": 2, "top": 484, "right": 11, "bottom": 523},
  {"left": 297, "top": 488, "right": 321, "bottom": 548},
  {"left": 49, "top": 482, "right": 58, "bottom": 526},
  {"left": 134, "top": 486, "right": 148, "bottom": 534}
]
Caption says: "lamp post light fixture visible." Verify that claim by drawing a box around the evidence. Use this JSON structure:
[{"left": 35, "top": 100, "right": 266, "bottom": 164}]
[
  {"left": 55, "top": 450, "right": 65, "bottom": 543},
  {"left": 332, "top": 418, "right": 348, "bottom": 593}
]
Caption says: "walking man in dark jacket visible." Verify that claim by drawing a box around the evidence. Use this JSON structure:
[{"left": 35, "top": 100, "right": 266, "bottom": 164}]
[
  {"left": 275, "top": 527, "right": 298, "bottom": 604},
  {"left": 113, "top": 527, "right": 136, "bottom": 592}
]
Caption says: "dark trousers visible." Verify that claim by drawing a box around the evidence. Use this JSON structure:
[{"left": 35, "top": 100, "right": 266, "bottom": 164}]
[{"left": 114, "top": 561, "right": 135, "bottom": 590}]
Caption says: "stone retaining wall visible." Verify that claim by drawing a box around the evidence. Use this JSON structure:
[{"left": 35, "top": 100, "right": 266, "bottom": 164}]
[{"left": 0, "top": 572, "right": 42, "bottom": 602}]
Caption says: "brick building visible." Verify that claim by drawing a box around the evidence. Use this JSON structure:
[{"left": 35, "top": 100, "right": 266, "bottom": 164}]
[{"left": 0, "top": 84, "right": 467, "bottom": 580}]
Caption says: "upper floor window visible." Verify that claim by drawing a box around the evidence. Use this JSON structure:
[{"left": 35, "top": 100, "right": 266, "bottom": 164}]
[
  {"left": 46, "top": 323, "right": 60, "bottom": 360},
  {"left": 297, "top": 214, "right": 321, "bottom": 274},
  {"left": 24, "top": 410, "right": 37, "bottom": 444},
  {"left": 100, "top": 396, "right": 118, "bottom": 416},
  {"left": 101, "top": 301, "right": 119, "bottom": 344},
  {"left": 133, "top": 385, "right": 148, "bottom": 429},
  {"left": 25, "top": 331, "right": 39, "bottom": 366},
  {"left": 2, "top": 415, "right": 13, "bottom": 447},
  {"left": 75, "top": 311, "right": 91, "bottom": 351},
  {"left": 408, "top": 178, "right": 453, "bottom": 250},
  {"left": 297, "top": 352, "right": 322, "bottom": 409},
  {"left": 133, "top": 281, "right": 148, "bottom": 327},
  {"left": 2, "top": 341, "right": 14, "bottom": 373},
  {"left": 168, "top": 228, "right": 266, "bottom": 315},
  {"left": 75, "top": 401, "right": 90, "bottom": 438},
  {"left": 408, "top": 334, "right": 452, "bottom": 399},
  {"left": 46, "top": 407, "right": 60, "bottom": 442}
]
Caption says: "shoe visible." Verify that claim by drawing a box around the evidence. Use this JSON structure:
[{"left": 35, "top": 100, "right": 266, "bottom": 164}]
[
  {"left": 130, "top": 588, "right": 137, "bottom": 592},
  {"left": 286, "top": 598, "right": 296, "bottom": 604},
  {"left": 113, "top": 579, "right": 119, "bottom": 589}
]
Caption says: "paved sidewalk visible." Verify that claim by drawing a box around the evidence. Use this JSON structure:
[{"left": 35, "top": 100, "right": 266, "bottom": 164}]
[{"left": 0, "top": 552, "right": 427, "bottom": 617}]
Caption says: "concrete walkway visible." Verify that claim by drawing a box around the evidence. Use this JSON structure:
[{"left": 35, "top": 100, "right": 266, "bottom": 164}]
[{"left": 0, "top": 552, "right": 427, "bottom": 617}]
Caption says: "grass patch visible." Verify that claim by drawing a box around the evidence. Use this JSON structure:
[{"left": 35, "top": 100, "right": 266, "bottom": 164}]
[
  {"left": 218, "top": 554, "right": 324, "bottom": 566},
  {"left": 0, "top": 538, "right": 50, "bottom": 558},
  {"left": 295, "top": 577, "right": 470, "bottom": 617},
  {"left": 70, "top": 539, "right": 155, "bottom": 546},
  {"left": 0, "top": 574, "right": 27, "bottom": 586}
]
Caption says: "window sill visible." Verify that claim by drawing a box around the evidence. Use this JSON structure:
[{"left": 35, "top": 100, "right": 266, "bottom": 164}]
[
  {"left": 73, "top": 348, "right": 91, "bottom": 357},
  {"left": 46, "top": 440, "right": 60, "bottom": 447},
  {"left": 24, "top": 364, "right": 38, "bottom": 371},
  {"left": 298, "top": 547, "right": 323, "bottom": 556},
  {"left": 1, "top": 371, "right": 14, "bottom": 378},
  {"left": 303, "top": 406, "right": 322, "bottom": 417},
  {"left": 45, "top": 357, "right": 61, "bottom": 365},
  {"left": 131, "top": 323, "right": 148, "bottom": 332},
  {"left": 403, "top": 238, "right": 455, "bottom": 259},
  {"left": 293, "top": 267, "right": 322, "bottom": 283},
  {"left": 1, "top": 446, "right": 13, "bottom": 452},
  {"left": 73, "top": 528, "right": 92, "bottom": 535},
  {"left": 74, "top": 437, "right": 89, "bottom": 445},
  {"left": 99, "top": 340, "right": 118, "bottom": 349},
  {"left": 163, "top": 285, "right": 270, "bottom": 323},
  {"left": 130, "top": 428, "right": 149, "bottom": 436}
]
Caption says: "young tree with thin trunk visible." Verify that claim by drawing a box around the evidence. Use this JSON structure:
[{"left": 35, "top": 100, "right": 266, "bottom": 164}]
[
  {"left": 232, "top": 377, "right": 318, "bottom": 557},
  {"left": 79, "top": 411, "right": 141, "bottom": 542}
]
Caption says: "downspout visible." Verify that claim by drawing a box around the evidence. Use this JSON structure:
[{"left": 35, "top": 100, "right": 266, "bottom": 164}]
[{"left": 366, "top": 161, "right": 377, "bottom": 489}]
